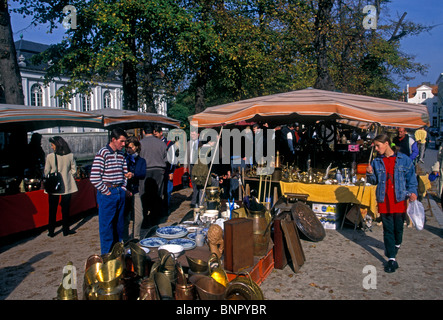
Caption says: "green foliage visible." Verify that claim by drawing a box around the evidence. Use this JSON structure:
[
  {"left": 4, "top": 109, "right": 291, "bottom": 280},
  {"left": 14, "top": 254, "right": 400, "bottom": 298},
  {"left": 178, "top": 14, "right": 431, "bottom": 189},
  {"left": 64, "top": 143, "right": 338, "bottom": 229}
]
[{"left": 14, "top": 0, "right": 431, "bottom": 114}]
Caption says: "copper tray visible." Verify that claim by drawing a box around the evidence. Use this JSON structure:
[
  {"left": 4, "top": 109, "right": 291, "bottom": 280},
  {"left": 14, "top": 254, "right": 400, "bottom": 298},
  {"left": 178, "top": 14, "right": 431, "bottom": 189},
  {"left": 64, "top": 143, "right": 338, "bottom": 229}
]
[{"left": 291, "top": 202, "right": 325, "bottom": 242}]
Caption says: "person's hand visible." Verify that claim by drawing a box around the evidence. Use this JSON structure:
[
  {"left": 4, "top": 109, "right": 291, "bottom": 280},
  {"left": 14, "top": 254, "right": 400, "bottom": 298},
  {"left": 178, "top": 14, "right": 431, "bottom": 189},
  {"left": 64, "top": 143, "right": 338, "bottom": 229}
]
[
  {"left": 409, "top": 193, "right": 417, "bottom": 201},
  {"left": 125, "top": 172, "right": 134, "bottom": 179},
  {"left": 366, "top": 165, "right": 373, "bottom": 174}
]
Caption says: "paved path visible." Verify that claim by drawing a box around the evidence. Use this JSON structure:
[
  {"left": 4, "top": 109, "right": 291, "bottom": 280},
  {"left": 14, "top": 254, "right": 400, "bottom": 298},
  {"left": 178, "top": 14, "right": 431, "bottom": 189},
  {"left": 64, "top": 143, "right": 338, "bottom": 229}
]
[{"left": 1, "top": 145, "right": 443, "bottom": 300}]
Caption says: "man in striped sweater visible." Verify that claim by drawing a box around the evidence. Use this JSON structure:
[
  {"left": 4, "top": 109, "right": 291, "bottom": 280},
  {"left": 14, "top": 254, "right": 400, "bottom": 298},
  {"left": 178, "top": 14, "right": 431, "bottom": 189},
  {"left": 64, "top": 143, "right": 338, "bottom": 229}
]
[{"left": 90, "top": 128, "right": 129, "bottom": 254}]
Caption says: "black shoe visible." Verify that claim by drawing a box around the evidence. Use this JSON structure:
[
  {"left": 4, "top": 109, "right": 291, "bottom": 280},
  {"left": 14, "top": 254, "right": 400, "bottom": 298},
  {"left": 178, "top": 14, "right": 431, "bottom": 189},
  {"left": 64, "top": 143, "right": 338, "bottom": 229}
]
[
  {"left": 384, "top": 260, "right": 399, "bottom": 273},
  {"left": 63, "top": 230, "right": 76, "bottom": 236},
  {"left": 47, "top": 232, "right": 55, "bottom": 238}
]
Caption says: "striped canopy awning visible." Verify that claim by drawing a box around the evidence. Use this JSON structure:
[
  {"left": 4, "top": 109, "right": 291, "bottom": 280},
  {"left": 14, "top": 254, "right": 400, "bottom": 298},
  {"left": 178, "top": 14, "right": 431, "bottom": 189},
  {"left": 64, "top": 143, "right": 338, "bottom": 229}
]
[
  {"left": 189, "top": 88, "right": 430, "bottom": 129},
  {"left": 0, "top": 104, "right": 103, "bottom": 131},
  {"left": 90, "top": 108, "right": 181, "bottom": 129}
]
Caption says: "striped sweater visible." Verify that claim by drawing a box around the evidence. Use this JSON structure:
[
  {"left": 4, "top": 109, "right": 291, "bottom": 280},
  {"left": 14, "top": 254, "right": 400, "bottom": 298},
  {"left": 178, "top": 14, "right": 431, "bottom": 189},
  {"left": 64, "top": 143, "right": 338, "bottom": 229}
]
[{"left": 90, "top": 144, "right": 128, "bottom": 194}]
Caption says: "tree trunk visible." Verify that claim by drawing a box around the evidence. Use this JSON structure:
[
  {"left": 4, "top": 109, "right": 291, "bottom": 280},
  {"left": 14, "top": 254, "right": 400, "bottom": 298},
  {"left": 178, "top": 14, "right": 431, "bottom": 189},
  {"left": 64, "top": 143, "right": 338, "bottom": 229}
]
[
  {"left": 313, "top": 0, "right": 336, "bottom": 91},
  {"left": 122, "top": 22, "right": 138, "bottom": 111},
  {"left": 0, "top": 1, "right": 24, "bottom": 105},
  {"left": 142, "top": 37, "right": 156, "bottom": 113},
  {"left": 194, "top": 70, "right": 207, "bottom": 114},
  {"left": 122, "top": 59, "right": 138, "bottom": 111}
]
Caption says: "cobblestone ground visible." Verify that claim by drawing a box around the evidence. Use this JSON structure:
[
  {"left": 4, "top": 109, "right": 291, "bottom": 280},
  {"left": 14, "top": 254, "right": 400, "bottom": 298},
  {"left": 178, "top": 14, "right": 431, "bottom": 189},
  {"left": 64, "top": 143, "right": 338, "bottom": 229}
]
[{"left": 1, "top": 184, "right": 442, "bottom": 300}]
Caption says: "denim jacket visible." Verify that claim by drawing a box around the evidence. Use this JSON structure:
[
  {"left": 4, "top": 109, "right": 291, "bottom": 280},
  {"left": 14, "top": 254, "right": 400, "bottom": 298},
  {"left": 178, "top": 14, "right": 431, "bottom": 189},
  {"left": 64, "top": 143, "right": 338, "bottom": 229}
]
[{"left": 366, "top": 152, "right": 418, "bottom": 203}]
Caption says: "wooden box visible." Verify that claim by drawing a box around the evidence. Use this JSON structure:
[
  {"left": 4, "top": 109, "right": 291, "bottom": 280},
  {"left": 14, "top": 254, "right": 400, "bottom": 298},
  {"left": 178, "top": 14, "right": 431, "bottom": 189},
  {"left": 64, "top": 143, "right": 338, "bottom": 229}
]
[{"left": 224, "top": 218, "right": 254, "bottom": 272}]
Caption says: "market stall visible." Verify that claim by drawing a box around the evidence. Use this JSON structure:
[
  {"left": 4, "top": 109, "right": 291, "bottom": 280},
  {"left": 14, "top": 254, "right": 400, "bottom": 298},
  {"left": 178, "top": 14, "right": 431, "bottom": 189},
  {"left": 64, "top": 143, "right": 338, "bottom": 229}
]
[
  {"left": 0, "top": 104, "right": 182, "bottom": 238},
  {"left": 0, "top": 179, "right": 96, "bottom": 237},
  {"left": 187, "top": 88, "right": 429, "bottom": 225}
]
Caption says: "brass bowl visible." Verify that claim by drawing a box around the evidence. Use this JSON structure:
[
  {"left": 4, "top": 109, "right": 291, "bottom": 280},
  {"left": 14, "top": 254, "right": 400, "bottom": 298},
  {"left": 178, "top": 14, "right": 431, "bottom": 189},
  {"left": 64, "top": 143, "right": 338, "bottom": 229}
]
[
  {"left": 186, "top": 256, "right": 208, "bottom": 273},
  {"left": 189, "top": 274, "right": 226, "bottom": 300},
  {"left": 96, "top": 259, "right": 124, "bottom": 292}
]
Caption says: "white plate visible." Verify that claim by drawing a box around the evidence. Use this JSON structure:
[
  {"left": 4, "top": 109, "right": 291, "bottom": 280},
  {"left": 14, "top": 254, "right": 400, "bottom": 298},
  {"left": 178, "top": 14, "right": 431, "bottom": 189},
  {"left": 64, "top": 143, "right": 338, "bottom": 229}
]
[
  {"left": 158, "top": 244, "right": 184, "bottom": 257},
  {"left": 186, "top": 226, "right": 199, "bottom": 233},
  {"left": 139, "top": 237, "right": 168, "bottom": 248},
  {"left": 156, "top": 226, "right": 188, "bottom": 239},
  {"left": 168, "top": 238, "right": 196, "bottom": 250}
]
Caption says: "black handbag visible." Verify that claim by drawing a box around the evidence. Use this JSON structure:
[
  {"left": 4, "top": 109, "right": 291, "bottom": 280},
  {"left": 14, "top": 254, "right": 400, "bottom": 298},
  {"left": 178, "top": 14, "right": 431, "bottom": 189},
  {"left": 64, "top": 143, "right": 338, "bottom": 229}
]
[{"left": 44, "top": 153, "right": 65, "bottom": 194}]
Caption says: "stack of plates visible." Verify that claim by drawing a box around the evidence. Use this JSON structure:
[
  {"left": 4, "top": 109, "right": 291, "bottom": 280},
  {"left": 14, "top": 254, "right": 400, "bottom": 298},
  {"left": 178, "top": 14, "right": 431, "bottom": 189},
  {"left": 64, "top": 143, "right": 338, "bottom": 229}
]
[{"left": 155, "top": 226, "right": 188, "bottom": 239}]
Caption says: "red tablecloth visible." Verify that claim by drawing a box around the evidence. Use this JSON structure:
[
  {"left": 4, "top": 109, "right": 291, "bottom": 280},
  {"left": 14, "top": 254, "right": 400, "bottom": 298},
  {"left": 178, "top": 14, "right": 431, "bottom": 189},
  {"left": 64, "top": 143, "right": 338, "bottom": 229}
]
[{"left": 0, "top": 179, "right": 97, "bottom": 237}]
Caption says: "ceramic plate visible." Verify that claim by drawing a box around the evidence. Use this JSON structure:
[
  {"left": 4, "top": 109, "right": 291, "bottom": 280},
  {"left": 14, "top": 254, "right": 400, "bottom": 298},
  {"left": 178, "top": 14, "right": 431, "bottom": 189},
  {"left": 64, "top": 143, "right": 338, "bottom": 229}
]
[
  {"left": 139, "top": 237, "right": 168, "bottom": 248},
  {"left": 187, "top": 232, "right": 196, "bottom": 240},
  {"left": 158, "top": 244, "right": 184, "bottom": 257},
  {"left": 168, "top": 238, "right": 196, "bottom": 251},
  {"left": 186, "top": 226, "right": 199, "bottom": 233},
  {"left": 156, "top": 226, "right": 188, "bottom": 239}
]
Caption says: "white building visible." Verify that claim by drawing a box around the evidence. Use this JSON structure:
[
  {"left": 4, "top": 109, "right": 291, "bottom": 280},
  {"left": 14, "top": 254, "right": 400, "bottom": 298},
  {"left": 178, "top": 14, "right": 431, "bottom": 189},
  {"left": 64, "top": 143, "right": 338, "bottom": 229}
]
[
  {"left": 406, "top": 82, "right": 439, "bottom": 127},
  {"left": 14, "top": 40, "right": 168, "bottom": 134}
]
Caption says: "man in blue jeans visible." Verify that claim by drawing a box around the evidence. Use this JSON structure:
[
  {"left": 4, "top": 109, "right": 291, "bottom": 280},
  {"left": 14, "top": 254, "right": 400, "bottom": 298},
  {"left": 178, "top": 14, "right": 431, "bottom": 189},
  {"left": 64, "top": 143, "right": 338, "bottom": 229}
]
[{"left": 90, "top": 128, "right": 129, "bottom": 254}]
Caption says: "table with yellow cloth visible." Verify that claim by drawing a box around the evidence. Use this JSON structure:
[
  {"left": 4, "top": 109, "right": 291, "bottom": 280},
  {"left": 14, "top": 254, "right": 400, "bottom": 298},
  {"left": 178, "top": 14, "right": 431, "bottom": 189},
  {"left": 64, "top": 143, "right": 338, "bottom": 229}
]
[{"left": 280, "top": 181, "right": 379, "bottom": 218}]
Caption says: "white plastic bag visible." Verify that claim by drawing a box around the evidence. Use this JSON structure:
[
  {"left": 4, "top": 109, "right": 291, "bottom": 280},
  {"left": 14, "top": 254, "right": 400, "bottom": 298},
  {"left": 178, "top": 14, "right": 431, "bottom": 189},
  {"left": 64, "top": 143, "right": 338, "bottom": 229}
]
[{"left": 407, "top": 200, "right": 425, "bottom": 231}]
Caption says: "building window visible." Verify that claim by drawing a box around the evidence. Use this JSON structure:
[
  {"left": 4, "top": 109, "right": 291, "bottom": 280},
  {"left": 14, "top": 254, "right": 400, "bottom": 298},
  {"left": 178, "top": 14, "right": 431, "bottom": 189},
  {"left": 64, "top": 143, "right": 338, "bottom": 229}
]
[
  {"left": 30, "top": 84, "right": 43, "bottom": 106},
  {"left": 103, "top": 90, "right": 111, "bottom": 108},
  {"left": 422, "top": 92, "right": 426, "bottom": 99},
  {"left": 80, "top": 94, "right": 91, "bottom": 112}
]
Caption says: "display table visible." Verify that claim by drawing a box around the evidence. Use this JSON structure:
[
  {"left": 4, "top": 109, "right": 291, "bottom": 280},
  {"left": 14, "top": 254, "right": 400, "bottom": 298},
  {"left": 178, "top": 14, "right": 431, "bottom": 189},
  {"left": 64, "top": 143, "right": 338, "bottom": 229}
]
[
  {"left": 0, "top": 179, "right": 97, "bottom": 237},
  {"left": 280, "top": 181, "right": 378, "bottom": 217}
]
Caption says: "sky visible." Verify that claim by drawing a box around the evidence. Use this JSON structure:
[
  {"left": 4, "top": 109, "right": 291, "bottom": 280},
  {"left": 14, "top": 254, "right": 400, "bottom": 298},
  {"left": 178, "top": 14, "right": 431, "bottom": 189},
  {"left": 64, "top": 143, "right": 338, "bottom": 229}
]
[{"left": 9, "top": 0, "right": 443, "bottom": 90}]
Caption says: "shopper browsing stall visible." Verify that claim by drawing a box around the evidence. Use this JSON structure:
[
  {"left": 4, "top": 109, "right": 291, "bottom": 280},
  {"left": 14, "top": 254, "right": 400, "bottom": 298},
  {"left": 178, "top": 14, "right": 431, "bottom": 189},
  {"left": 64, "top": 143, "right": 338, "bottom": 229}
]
[
  {"left": 44, "top": 136, "right": 78, "bottom": 237},
  {"left": 366, "top": 134, "right": 418, "bottom": 273},
  {"left": 90, "top": 128, "right": 129, "bottom": 254}
]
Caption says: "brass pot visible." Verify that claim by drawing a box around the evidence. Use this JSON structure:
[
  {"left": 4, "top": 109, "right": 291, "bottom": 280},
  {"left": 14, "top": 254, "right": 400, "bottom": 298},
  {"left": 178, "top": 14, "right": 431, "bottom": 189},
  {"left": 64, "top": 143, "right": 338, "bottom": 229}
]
[
  {"left": 96, "top": 259, "right": 124, "bottom": 292},
  {"left": 205, "top": 187, "right": 220, "bottom": 201},
  {"left": 129, "top": 242, "right": 147, "bottom": 277},
  {"left": 186, "top": 256, "right": 208, "bottom": 274},
  {"left": 175, "top": 283, "right": 196, "bottom": 300},
  {"left": 189, "top": 274, "right": 226, "bottom": 300}
]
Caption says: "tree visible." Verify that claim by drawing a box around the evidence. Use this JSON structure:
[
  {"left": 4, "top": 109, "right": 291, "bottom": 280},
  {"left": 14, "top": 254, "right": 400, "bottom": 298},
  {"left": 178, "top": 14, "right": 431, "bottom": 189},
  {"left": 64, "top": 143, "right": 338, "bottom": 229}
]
[{"left": 0, "top": 0, "right": 24, "bottom": 105}]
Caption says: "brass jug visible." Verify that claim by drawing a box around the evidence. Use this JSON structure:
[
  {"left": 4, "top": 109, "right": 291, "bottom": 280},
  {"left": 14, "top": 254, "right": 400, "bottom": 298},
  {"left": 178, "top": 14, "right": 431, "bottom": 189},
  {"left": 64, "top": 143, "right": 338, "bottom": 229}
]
[{"left": 208, "top": 253, "right": 228, "bottom": 287}]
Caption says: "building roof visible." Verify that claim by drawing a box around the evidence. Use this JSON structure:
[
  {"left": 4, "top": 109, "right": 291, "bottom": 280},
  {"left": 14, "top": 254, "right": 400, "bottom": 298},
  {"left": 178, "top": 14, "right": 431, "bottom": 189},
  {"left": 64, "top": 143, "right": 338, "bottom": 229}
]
[
  {"left": 408, "top": 83, "right": 438, "bottom": 99},
  {"left": 14, "top": 40, "right": 50, "bottom": 72}
]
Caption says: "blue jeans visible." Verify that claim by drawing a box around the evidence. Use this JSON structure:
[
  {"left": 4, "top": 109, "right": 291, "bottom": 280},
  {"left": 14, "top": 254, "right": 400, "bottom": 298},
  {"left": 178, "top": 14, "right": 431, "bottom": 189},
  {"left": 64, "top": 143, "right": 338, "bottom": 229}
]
[{"left": 97, "top": 187, "right": 126, "bottom": 254}]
